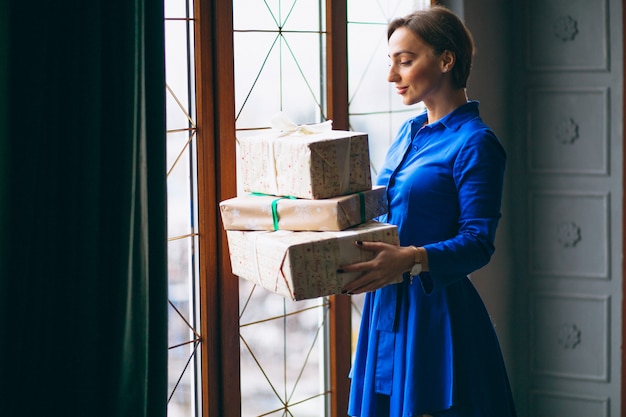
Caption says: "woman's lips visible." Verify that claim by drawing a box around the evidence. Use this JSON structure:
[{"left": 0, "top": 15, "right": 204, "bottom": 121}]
[{"left": 396, "top": 86, "right": 408, "bottom": 95}]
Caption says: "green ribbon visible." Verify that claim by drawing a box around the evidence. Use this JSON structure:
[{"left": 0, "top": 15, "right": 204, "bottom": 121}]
[
  {"left": 358, "top": 191, "right": 366, "bottom": 223},
  {"left": 249, "top": 192, "right": 297, "bottom": 230},
  {"left": 250, "top": 191, "right": 366, "bottom": 229}
]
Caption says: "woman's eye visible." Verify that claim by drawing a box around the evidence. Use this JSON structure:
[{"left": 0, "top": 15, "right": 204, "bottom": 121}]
[{"left": 400, "top": 61, "right": 412, "bottom": 66}]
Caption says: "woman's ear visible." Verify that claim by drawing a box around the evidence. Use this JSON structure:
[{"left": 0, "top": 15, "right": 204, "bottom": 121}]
[{"left": 441, "top": 50, "right": 456, "bottom": 73}]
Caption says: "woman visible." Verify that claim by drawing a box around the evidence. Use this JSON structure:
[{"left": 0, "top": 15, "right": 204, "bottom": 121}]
[{"left": 339, "top": 6, "right": 517, "bottom": 417}]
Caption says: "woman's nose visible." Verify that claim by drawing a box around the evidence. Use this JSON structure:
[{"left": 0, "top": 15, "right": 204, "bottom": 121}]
[{"left": 387, "top": 66, "right": 399, "bottom": 83}]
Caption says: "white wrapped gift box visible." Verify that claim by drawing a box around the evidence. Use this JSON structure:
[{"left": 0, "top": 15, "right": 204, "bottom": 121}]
[
  {"left": 219, "top": 186, "right": 387, "bottom": 231},
  {"left": 225, "top": 220, "right": 402, "bottom": 301},
  {"left": 238, "top": 129, "right": 372, "bottom": 199}
]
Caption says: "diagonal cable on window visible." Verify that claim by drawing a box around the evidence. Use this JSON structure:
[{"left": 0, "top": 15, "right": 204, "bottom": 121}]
[
  {"left": 285, "top": 303, "right": 329, "bottom": 406},
  {"left": 281, "top": 34, "right": 326, "bottom": 117},
  {"left": 167, "top": 299, "right": 202, "bottom": 403},
  {"left": 240, "top": 294, "right": 330, "bottom": 415},
  {"left": 166, "top": 83, "right": 197, "bottom": 128},
  {"left": 256, "top": 392, "right": 330, "bottom": 417},
  {"left": 167, "top": 339, "right": 201, "bottom": 404},
  {"left": 235, "top": 33, "right": 280, "bottom": 122},
  {"left": 166, "top": 129, "right": 197, "bottom": 178},
  {"left": 240, "top": 299, "right": 328, "bottom": 326},
  {"left": 168, "top": 299, "right": 202, "bottom": 346}
]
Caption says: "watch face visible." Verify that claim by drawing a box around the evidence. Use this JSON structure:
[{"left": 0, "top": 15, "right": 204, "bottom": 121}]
[{"left": 410, "top": 263, "right": 422, "bottom": 276}]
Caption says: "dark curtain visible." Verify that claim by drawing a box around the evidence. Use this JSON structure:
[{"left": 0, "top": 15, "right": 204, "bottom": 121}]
[{"left": 0, "top": 1, "right": 168, "bottom": 416}]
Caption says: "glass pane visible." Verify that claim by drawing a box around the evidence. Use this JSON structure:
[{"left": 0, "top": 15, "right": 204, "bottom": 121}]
[
  {"left": 233, "top": 4, "right": 327, "bottom": 411},
  {"left": 234, "top": 31, "right": 283, "bottom": 128},
  {"left": 167, "top": 131, "right": 193, "bottom": 238},
  {"left": 166, "top": 91, "right": 193, "bottom": 132},
  {"left": 239, "top": 279, "right": 328, "bottom": 417},
  {"left": 234, "top": 0, "right": 324, "bottom": 32},
  {"left": 347, "top": 0, "right": 429, "bottom": 366},
  {"left": 350, "top": 293, "right": 366, "bottom": 361},
  {"left": 167, "top": 237, "right": 198, "bottom": 413},
  {"left": 234, "top": 33, "right": 325, "bottom": 129},
  {"left": 348, "top": 0, "right": 429, "bottom": 181},
  {"left": 233, "top": 0, "right": 282, "bottom": 31},
  {"left": 165, "top": 20, "right": 192, "bottom": 119},
  {"left": 164, "top": 0, "right": 189, "bottom": 18},
  {"left": 234, "top": 0, "right": 326, "bottom": 130},
  {"left": 350, "top": 112, "right": 412, "bottom": 176},
  {"left": 279, "top": 32, "right": 324, "bottom": 122},
  {"left": 281, "top": 0, "right": 324, "bottom": 32},
  {"left": 233, "top": 1, "right": 435, "bottom": 414},
  {"left": 165, "top": 0, "right": 200, "bottom": 415},
  {"left": 347, "top": 23, "right": 396, "bottom": 115},
  {"left": 348, "top": 0, "right": 420, "bottom": 23}
]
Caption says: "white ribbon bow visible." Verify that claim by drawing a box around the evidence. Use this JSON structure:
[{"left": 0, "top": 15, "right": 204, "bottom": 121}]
[{"left": 271, "top": 112, "right": 333, "bottom": 135}]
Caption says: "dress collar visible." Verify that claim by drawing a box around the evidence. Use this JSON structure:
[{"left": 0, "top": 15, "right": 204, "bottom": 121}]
[{"left": 410, "top": 100, "right": 480, "bottom": 133}]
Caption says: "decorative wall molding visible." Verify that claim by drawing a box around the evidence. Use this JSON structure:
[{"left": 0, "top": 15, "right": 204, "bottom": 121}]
[
  {"left": 530, "top": 292, "right": 610, "bottom": 381},
  {"left": 556, "top": 221, "right": 582, "bottom": 248},
  {"left": 527, "top": 0, "right": 608, "bottom": 71},
  {"left": 530, "top": 390, "right": 609, "bottom": 416},
  {"left": 557, "top": 323, "right": 581, "bottom": 349},
  {"left": 529, "top": 190, "right": 609, "bottom": 279},
  {"left": 554, "top": 117, "right": 580, "bottom": 145},
  {"left": 527, "top": 87, "right": 609, "bottom": 175},
  {"left": 553, "top": 15, "right": 579, "bottom": 41}
]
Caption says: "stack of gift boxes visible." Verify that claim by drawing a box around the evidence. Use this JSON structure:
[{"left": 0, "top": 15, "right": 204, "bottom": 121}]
[{"left": 219, "top": 128, "right": 402, "bottom": 301}]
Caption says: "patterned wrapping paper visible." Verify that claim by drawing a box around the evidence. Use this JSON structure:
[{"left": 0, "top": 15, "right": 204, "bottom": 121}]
[
  {"left": 238, "top": 130, "right": 372, "bottom": 199},
  {"left": 225, "top": 220, "right": 402, "bottom": 301},
  {"left": 219, "top": 186, "right": 387, "bottom": 231}
]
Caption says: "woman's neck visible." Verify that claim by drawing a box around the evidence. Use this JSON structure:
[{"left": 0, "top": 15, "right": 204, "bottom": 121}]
[{"left": 423, "top": 88, "right": 468, "bottom": 124}]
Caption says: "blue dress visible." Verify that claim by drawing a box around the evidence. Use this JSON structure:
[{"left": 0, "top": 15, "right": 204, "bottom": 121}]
[{"left": 347, "top": 101, "right": 517, "bottom": 417}]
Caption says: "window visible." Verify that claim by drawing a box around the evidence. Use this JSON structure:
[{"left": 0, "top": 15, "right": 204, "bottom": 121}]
[
  {"left": 164, "top": 1, "right": 429, "bottom": 416},
  {"left": 165, "top": 0, "right": 201, "bottom": 415},
  {"left": 233, "top": 2, "right": 332, "bottom": 415},
  {"left": 348, "top": 0, "right": 429, "bottom": 175}
]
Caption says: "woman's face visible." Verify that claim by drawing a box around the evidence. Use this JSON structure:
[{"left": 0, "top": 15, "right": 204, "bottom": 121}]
[{"left": 387, "top": 26, "right": 447, "bottom": 106}]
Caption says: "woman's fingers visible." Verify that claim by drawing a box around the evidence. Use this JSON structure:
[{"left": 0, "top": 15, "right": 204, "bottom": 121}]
[
  {"left": 342, "top": 272, "right": 389, "bottom": 294},
  {"left": 340, "top": 240, "right": 405, "bottom": 294}
]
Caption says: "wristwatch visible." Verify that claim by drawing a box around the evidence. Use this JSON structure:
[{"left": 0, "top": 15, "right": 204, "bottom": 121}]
[{"left": 408, "top": 245, "right": 422, "bottom": 277}]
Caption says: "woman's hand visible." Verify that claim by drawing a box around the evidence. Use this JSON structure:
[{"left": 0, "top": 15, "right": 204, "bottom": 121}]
[{"left": 339, "top": 241, "right": 416, "bottom": 294}]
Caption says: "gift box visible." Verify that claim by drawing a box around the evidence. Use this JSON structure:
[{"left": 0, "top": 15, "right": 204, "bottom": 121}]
[
  {"left": 238, "top": 129, "right": 372, "bottom": 199},
  {"left": 225, "top": 220, "right": 402, "bottom": 301},
  {"left": 219, "top": 186, "right": 387, "bottom": 231}
]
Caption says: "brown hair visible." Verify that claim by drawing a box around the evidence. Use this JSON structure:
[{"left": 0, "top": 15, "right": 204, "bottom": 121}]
[{"left": 388, "top": 5, "right": 475, "bottom": 89}]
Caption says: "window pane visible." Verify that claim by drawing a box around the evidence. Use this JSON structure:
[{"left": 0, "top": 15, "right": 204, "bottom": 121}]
[
  {"left": 350, "top": 112, "right": 413, "bottom": 176},
  {"left": 239, "top": 280, "right": 328, "bottom": 417},
  {"left": 165, "top": 0, "right": 200, "bottom": 415},
  {"left": 348, "top": 0, "right": 421, "bottom": 23},
  {"left": 167, "top": 130, "right": 193, "bottom": 238},
  {"left": 233, "top": 1, "right": 329, "bottom": 415},
  {"left": 233, "top": 1, "right": 281, "bottom": 31},
  {"left": 347, "top": 0, "right": 429, "bottom": 179},
  {"left": 234, "top": 2, "right": 326, "bottom": 130},
  {"left": 281, "top": 0, "right": 324, "bottom": 32},
  {"left": 347, "top": 0, "right": 429, "bottom": 365},
  {"left": 167, "top": 238, "right": 199, "bottom": 416}
]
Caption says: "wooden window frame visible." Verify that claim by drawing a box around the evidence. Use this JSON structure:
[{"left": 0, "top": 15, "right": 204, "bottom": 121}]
[{"left": 193, "top": 1, "right": 351, "bottom": 416}]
